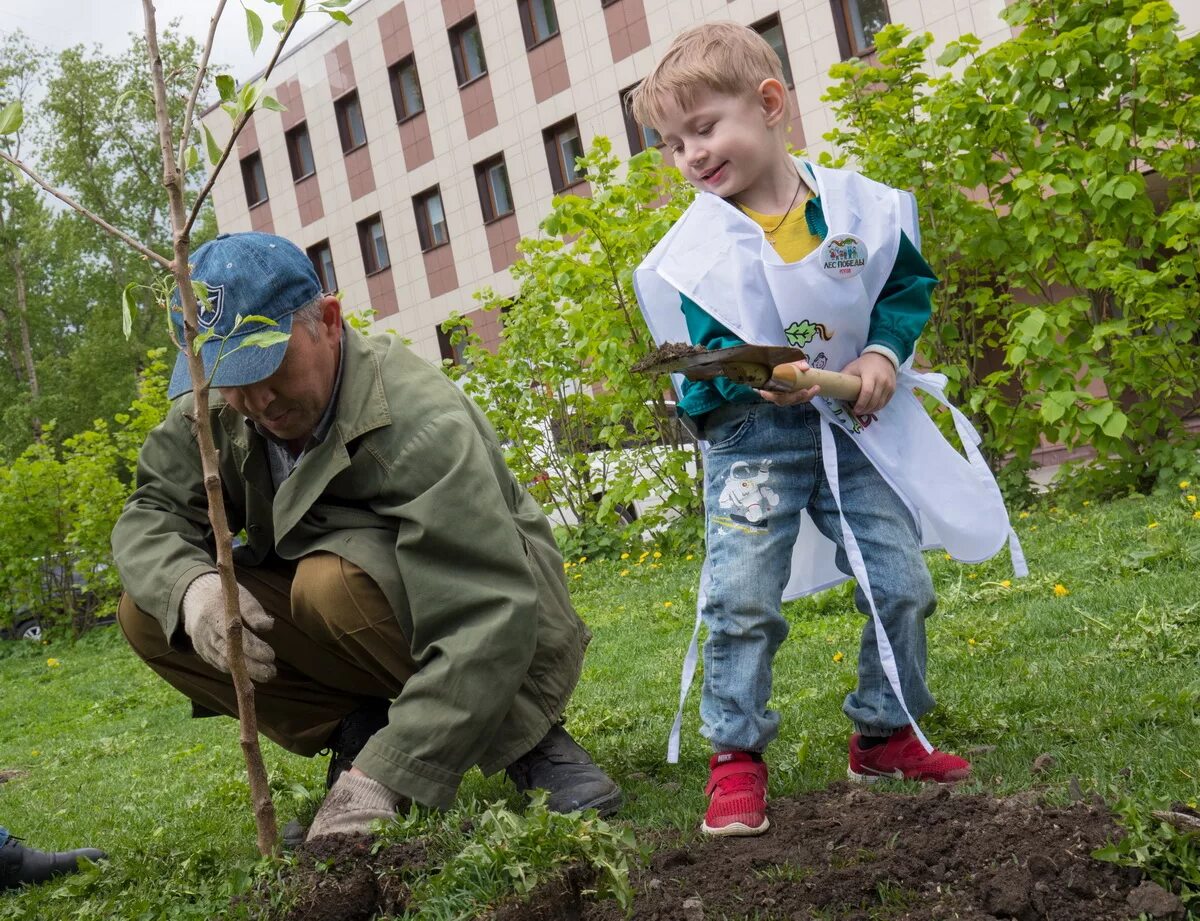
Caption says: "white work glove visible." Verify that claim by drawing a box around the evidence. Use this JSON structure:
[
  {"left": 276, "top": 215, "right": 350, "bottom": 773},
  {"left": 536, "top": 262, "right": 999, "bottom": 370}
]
[
  {"left": 306, "top": 772, "right": 409, "bottom": 841},
  {"left": 181, "top": 573, "right": 277, "bottom": 682}
]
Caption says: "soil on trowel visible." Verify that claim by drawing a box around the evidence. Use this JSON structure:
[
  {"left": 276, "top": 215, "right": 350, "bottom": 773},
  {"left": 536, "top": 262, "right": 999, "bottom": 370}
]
[
  {"left": 632, "top": 341, "right": 708, "bottom": 373},
  {"left": 235, "top": 783, "right": 1188, "bottom": 921}
]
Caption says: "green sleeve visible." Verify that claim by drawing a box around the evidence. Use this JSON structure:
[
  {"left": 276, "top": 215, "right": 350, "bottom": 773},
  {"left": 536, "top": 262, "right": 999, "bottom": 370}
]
[
  {"left": 677, "top": 294, "right": 760, "bottom": 421},
  {"left": 867, "top": 231, "right": 937, "bottom": 365}
]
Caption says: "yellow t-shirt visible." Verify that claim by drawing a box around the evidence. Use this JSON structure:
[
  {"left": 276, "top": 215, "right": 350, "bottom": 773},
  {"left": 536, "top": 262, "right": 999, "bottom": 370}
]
[{"left": 739, "top": 198, "right": 821, "bottom": 264}]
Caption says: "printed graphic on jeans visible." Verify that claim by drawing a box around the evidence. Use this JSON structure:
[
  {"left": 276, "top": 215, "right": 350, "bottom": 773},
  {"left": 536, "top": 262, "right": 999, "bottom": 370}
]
[
  {"left": 716, "top": 460, "right": 779, "bottom": 529},
  {"left": 784, "top": 320, "right": 832, "bottom": 350}
]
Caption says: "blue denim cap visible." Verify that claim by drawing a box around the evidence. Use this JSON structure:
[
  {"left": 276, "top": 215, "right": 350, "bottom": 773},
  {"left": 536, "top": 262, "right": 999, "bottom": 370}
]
[{"left": 167, "top": 232, "right": 321, "bottom": 398}]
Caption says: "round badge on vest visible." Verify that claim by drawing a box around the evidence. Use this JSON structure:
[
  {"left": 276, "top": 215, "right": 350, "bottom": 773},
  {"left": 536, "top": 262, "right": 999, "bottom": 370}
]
[{"left": 819, "top": 233, "right": 868, "bottom": 280}]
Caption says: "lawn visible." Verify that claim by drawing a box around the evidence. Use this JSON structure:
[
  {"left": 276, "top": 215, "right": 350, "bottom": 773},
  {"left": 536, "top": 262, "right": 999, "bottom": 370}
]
[{"left": 1, "top": 487, "right": 1198, "bottom": 919}]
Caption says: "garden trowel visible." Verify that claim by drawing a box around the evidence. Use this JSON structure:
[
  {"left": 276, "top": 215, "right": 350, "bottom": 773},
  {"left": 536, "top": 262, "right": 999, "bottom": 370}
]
[{"left": 633, "top": 343, "right": 862, "bottom": 401}]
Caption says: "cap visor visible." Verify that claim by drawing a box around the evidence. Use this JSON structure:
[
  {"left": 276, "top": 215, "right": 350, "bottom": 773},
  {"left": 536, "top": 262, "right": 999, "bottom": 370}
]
[{"left": 166, "top": 329, "right": 292, "bottom": 399}]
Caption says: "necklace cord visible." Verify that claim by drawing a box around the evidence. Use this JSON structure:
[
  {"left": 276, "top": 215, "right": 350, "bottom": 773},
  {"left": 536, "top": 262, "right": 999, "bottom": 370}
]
[{"left": 742, "top": 166, "right": 804, "bottom": 236}]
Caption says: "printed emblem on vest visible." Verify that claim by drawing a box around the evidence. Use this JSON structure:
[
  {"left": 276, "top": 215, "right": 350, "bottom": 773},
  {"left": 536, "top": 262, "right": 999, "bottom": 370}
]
[
  {"left": 785, "top": 321, "right": 832, "bottom": 350},
  {"left": 820, "top": 234, "right": 868, "bottom": 279}
]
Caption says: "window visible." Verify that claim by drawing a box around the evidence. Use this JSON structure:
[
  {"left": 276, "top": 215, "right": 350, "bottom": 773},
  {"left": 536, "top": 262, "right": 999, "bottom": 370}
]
[
  {"left": 334, "top": 90, "right": 368, "bottom": 152},
  {"left": 752, "top": 15, "right": 795, "bottom": 88},
  {"left": 835, "top": 0, "right": 891, "bottom": 57},
  {"left": 474, "top": 155, "right": 514, "bottom": 223},
  {"left": 414, "top": 186, "right": 450, "bottom": 251},
  {"left": 240, "top": 152, "right": 268, "bottom": 207},
  {"left": 285, "top": 123, "right": 316, "bottom": 181},
  {"left": 436, "top": 321, "right": 469, "bottom": 366},
  {"left": 357, "top": 214, "right": 390, "bottom": 275},
  {"left": 620, "top": 85, "right": 662, "bottom": 155},
  {"left": 388, "top": 55, "right": 425, "bottom": 122},
  {"left": 543, "top": 117, "right": 584, "bottom": 192},
  {"left": 449, "top": 16, "right": 487, "bottom": 86},
  {"left": 306, "top": 240, "right": 337, "bottom": 292},
  {"left": 518, "top": 0, "right": 559, "bottom": 48}
]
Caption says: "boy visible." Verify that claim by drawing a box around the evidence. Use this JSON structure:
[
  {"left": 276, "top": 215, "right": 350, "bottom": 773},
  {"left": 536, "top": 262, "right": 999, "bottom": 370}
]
[{"left": 631, "top": 22, "right": 1024, "bottom": 837}]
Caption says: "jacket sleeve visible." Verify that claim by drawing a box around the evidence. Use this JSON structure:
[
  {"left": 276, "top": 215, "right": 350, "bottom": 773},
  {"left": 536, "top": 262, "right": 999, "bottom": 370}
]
[
  {"left": 865, "top": 230, "right": 937, "bottom": 367},
  {"left": 110, "top": 402, "right": 221, "bottom": 641},
  {"left": 352, "top": 410, "right": 540, "bottom": 809}
]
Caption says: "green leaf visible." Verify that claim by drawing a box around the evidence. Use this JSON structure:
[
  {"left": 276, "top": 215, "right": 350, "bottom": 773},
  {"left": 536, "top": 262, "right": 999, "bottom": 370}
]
[
  {"left": 184, "top": 146, "right": 199, "bottom": 172},
  {"left": 245, "top": 7, "right": 264, "bottom": 52},
  {"left": 192, "top": 328, "right": 216, "bottom": 354},
  {"left": 235, "top": 331, "right": 291, "bottom": 351},
  {"left": 282, "top": 0, "right": 302, "bottom": 24},
  {"left": 326, "top": 9, "right": 352, "bottom": 24},
  {"left": 0, "top": 100, "right": 23, "bottom": 135},
  {"left": 216, "top": 74, "right": 237, "bottom": 103},
  {"left": 121, "top": 283, "right": 137, "bottom": 340},
  {"left": 1101, "top": 409, "right": 1128, "bottom": 438},
  {"left": 259, "top": 95, "right": 286, "bottom": 113},
  {"left": 203, "top": 125, "right": 222, "bottom": 166}
]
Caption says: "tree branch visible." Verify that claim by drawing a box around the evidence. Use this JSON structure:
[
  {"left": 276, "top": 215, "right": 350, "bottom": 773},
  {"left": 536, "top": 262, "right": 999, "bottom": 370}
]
[
  {"left": 182, "top": 9, "right": 302, "bottom": 238},
  {"left": 177, "top": 0, "right": 229, "bottom": 173},
  {"left": 0, "top": 150, "right": 172, "bottom": 269}
]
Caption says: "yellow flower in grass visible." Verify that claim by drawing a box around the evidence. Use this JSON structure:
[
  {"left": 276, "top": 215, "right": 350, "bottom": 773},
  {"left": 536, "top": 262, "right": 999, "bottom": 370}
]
[
  {"left": 1019, "top": 511, "right": 1030, "bottom": 519},
  {"left": 1053, "top": 583, "right": 1070, "bottom": 597},
  {"left": 968, "top": 573, "right": 977, "bottom": 580},
  {"left": 1148, "top": 522, "right": 1159, "bottom": 529},
  {"left": 30, "top": 750, "right": 40, "bottom": 757},
  {"left": 968, "top": 638, "right": 977, "bottom": 646},
  {"left": 662, "top": 601, "right": 673, "bottom": 608},
  {"left": 578, "top": 556, "right": 588, "bottom": 563},
  {"left": 1082, "top": 500, "right": 1091, "bottom": 507},
  {"left": 1193, "top": 510, "right": 1200, "bottom": 520},
  {"left": 573, "top": 574, "right": 582, "bottom": 580},
  {"left": 1180, "top": 480, "right": 1191, "bottom": 490},
  {"left": 620, "top": 552, "right": 630, "bottom": 560},
  {"left": 619, "top": 569, "right": 630, "bottom": 576},
  {"left": 944, "top": 553, "right": 952, "bottom": 561},
  {"left": 1188, "top": 495, "right": 1196, "bottom": 504},
  {"left": 1000, "top": 579, "right": 1012, "bottom": 588},
  {"left": 686, "top": 553, "right": 695, "bottom": 561},
  {"left": 46, "top": 658, "right": 61, "bottom": 668},
  {"left": 833, "top": 651, "right": 844, "bottom": 663}
]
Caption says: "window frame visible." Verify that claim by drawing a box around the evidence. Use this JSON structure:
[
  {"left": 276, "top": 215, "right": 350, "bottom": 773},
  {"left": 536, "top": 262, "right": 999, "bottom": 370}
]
[
  {"left": 388, "top": 55, "right": 425, "bottom": 123},
  {"left": 414, "top": 186, "right": 450, "bottom": 252},
  {"left": 620, "top": 84, "right": 663, "bottom": 156},
  {"left": 284, "top": 122, "right": 316, "bottom": 182},
  {"left": 833, "top": 0, "right": 891, "bottom": 58},
  {"left": 334, "top": 90, "right": 368, "bottom": 153},
  {"left": 474, "top": 154, "right": 515, "bottom": 224},
  {"left": 356, "top": 214, "right": 391, "bottom": 276},
  {"left": 448, "top": 15, "right": 488, "bottom": 87},
  {"left": 542, "top": 116, "right": 585, "bottom": 193},
  {"left": 751, "top": 14, "right": 795, "bottom": 89},
  {"left": 517, "top": 0, "right": 560, "bottom": 49},
  {"left": 306, "top": 240, "right": 338, "bottom": 293},
  {"left": 240, "top": 151, "right": 268, "bottom": 208}
]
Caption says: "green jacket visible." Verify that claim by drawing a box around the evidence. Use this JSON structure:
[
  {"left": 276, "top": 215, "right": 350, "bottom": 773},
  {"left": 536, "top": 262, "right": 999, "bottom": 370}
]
[{"left": 112, "top": 328, "right": 590, "bottom": 808}]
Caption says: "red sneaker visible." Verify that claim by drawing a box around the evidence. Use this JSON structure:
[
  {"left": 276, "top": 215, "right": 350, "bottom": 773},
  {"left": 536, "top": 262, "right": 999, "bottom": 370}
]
[
  {"left": 702, "top": 751, "right": 769, "bottom": 836},
  {"left": 848, "top": 726, "right": 972, "bottom": 784}
]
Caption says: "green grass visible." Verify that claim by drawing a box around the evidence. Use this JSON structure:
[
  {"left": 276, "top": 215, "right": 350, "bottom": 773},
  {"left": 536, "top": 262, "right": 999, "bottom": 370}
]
[{"left": 1, "top": 489, "right": 1199, "bottom": 918}]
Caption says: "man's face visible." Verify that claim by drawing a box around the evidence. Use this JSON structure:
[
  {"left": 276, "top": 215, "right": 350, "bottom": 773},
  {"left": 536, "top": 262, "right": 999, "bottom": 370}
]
[
  {"left": 657, "top": 85, "right": 782, "bottom": 204},
  {"left": 218, "top": 297, "right": 342, "bottom": 447}
]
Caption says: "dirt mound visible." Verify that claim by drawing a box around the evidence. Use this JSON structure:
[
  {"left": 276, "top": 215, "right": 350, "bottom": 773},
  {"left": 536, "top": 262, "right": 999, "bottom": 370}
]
[{"left": 238, "top": 784, "right": 1188, "bottom": 921}]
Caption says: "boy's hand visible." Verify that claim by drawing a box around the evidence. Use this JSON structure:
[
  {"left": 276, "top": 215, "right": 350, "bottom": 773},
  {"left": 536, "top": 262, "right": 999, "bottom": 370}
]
[
  {"left": 756, "top": 359, "right": 821, "bottom": 406},
  {"left": 843, "top": 352, "right": 897, "bottom": 416}
]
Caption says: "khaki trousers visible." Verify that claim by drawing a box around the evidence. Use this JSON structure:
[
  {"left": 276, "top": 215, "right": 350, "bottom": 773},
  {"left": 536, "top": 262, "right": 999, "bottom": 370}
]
[{"left": 118, "top": 552, "right": 418, "bottom": 756}]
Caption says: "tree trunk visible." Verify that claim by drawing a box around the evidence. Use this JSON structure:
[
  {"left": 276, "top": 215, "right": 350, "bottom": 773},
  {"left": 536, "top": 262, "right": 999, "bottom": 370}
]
[{"left": 0, "top": 201, "right": 42, "bottom": 438}]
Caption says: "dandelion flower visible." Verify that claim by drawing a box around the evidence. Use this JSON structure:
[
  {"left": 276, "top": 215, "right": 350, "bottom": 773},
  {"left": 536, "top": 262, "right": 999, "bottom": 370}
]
[
  {"left": 1193, "top": 510, "right": 1200, "bottom": 520},
  {"left": 944, "top": 553, "right": 952, "bottom": 561},
  {"left": 573, "top": 574, "right": 582, "bottom": 580},
  {"left": 1180, "top": 480, "right": 1191, "bottom": 490},
  {"left": 620, "top": 569, "right": 630, "bottom": 576},
  {"left": 1148, "top": 522, "right": 1159, "bottom": 529},
  {"left": 46, "top": 658, "right": 61, "bottom": 668},
  {"left": 968, "top": 573, "right": 977, "bottom": 579},
  {"left": 1000, "top": 579, "right": 1012, "bottom": 588},
  {"left": 30, "top": 750, "right": 40, "bottom": 757},
  {"left": 833, "top": 651, "right": 844, "bottom": 663},
  {"left": 1019, "top": 511, "right": 1030, "bottom": 519},
  {"left": 620, "top": 552, "right": 629, "bottom": 560},
  {"left": 1082, "top": 500, "right": 1090, "bottom": 507},
  {"left": 653, "top": 551, "right": 662, "bottom": 559},
  {"left": 578, "top": 556, "right": 588, "bottom": 563},
  {"left": 1053, "top": 583, "right": 1070, "bottom": 597},
  {"left": 968, "top": 638, "right": 976, "bottom": 646},
  {"left": 686, "top": 554, "right": 694, "bottom": 561},
  {"left": 662, "top": 601, "right": 673, "bottom": 608},
  {"left": 1188, "top": 496, "right": 1196, "bottom": 504}
]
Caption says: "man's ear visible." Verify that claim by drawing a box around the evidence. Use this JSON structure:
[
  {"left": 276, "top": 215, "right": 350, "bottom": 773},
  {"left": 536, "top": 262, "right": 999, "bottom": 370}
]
[
  {"left": 757, "top": 78, "right": 788, "bottom": 127},
  {"left": 320, "top": 295, "right": 343, "bottom": 335}
]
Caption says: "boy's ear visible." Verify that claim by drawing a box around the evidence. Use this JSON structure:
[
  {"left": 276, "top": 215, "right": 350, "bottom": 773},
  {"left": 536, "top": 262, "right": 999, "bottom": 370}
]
[{"left": 757, "top": 78, "right": 788, "bottom": 127}]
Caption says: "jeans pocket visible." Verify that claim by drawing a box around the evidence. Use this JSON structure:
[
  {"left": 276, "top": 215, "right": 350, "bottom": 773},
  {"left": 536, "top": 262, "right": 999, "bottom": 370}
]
[{"left": 703, "top": 404, "right": 756, "bottom": 451}]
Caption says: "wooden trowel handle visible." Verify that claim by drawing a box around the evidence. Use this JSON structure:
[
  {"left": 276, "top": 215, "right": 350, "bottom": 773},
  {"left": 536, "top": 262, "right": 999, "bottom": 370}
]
[{"left": 769, "top": 364, "right": 862, "bottom": 401}]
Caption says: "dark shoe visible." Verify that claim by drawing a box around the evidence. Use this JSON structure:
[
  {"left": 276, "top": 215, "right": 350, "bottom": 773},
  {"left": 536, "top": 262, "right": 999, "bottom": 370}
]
[
  {"left": 325, "top": 698, "right": 391, "bottom": 790},
  {"left": 0, "top": 834, "right": 106, "bottom": 890},
  {"left": 505, "top": 724, "right": 622, "bottom": 816}
]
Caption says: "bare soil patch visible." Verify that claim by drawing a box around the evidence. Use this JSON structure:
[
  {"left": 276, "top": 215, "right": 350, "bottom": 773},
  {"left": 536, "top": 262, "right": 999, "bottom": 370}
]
[{"left": 238, "top": 783, "right": 1188, "bottom": 920}]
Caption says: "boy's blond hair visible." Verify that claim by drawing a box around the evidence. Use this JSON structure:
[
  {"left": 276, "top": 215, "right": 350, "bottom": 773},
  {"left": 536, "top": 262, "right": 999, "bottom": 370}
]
[{"left": 630, "top": 22, "right": 788, "bottom": 133}]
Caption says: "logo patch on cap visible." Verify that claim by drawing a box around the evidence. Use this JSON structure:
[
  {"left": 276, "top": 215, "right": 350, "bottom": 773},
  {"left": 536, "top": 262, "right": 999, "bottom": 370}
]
[{"left": 198, "top": 283, "right": 226, "bottom": 329}]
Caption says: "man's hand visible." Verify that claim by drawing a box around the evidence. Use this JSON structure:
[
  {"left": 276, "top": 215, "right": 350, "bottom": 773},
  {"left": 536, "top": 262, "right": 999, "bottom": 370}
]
[
  {"left": 756, "top": 359, "right": 822, "bottom": 406},
  {"left": 181, "top": 573, "right": 277, "bottom": 682},
  {"left": 842, "top": 352, "right": 897, "bottom": 417},
  {"left": 306, "top": 769, "right": 409, "bottom": 840}
]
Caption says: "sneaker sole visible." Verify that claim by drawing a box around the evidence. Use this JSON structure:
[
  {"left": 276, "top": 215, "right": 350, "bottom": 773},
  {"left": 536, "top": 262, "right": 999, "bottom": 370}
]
[
  {"left": 847, "top": 766, "right": 968, "bottom": 785},
  {"left": 701, "top": 816, "right": 770, "bottom": 837}
]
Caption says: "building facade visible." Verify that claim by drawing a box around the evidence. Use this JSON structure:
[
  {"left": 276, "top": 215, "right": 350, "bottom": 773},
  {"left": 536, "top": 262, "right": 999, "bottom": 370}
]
[{"left": 201, "top": 0, "right": 1025, "bottom": 363}]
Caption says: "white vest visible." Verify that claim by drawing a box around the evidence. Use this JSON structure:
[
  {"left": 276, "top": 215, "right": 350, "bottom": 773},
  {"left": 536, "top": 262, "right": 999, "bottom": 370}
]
[{"left": 634, "top": 161, "right": 1027, "bottom": 760}]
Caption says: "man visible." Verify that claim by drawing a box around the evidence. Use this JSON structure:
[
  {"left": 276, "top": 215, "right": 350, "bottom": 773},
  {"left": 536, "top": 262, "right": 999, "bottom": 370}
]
[
  {"left": 1, "top": 826, "right": 105, "bottom": 890},
  {"left": 112, "top": 232, "right": 620, "bottom": 841}
]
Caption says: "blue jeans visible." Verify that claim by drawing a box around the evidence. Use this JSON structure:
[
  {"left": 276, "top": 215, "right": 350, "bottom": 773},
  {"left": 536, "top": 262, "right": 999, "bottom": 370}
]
[{"left": 699, "top": 400, "right": 936, "bottom": 753}]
